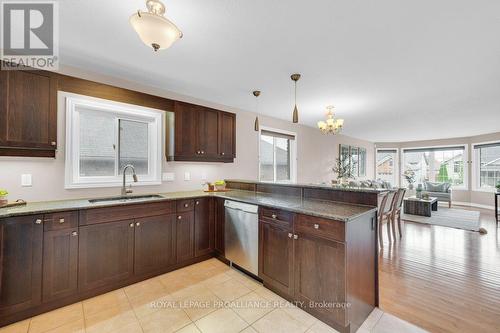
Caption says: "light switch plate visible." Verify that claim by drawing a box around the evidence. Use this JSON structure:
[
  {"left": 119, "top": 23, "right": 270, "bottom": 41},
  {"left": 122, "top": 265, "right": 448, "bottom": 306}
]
[
  {"left": 21, "top": 174, "right": 32, "bottom": 187},
  {"left": 184, "top": 172, "right": 191, "bottom": 181},
  {"left": 162, "top": 172, "right": 175, "bottom": 181}
]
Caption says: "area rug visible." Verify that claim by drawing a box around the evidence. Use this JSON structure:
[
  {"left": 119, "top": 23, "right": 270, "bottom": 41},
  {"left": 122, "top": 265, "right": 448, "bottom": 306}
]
[{"left": 402, "top": 207, "right": 481, "bottom": 232}]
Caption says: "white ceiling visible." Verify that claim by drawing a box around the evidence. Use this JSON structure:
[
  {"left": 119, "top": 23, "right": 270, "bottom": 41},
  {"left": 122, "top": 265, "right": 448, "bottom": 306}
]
[{"left": 59, "top": 0, "right": 500, "bottom": 142}]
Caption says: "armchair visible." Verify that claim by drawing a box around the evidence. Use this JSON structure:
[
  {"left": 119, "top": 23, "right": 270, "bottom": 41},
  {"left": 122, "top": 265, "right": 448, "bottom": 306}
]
[{"left": 421, "top": 181, "right": 452, "bottom": 208}]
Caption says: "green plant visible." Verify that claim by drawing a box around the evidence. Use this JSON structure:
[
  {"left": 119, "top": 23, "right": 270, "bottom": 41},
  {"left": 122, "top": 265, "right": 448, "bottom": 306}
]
[
  {"left": 333, "top": 152, "right": 356, "bottom": 180},
  {"left": 0, "top": 189, "right": 8, "bottom": 196},
  {"left": 437, "top": 163, "right": 450, "bottom": 183},
  {"left": 496, "top": 181, "right": 500, "bottom": 190}
]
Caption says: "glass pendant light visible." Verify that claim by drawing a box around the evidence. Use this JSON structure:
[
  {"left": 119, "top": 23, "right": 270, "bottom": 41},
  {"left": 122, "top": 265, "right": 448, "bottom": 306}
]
[
  {"left": 253, "top": 90, "right": 261, "bottom": 131},
  {"left": 291, "top": 74, "right": 301, "bottom": 123},
  {"left": 130, "top": 0, "right": 183, "bottom": 51}
]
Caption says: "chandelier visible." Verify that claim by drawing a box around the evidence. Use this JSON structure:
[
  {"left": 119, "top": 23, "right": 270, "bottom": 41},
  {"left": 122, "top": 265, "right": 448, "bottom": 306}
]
[
  {"left": 130, "top": 0, "right": 183, "bottom": 52},
  {"left": 317, "top": 106, "right": 344, "bottom": 134}
]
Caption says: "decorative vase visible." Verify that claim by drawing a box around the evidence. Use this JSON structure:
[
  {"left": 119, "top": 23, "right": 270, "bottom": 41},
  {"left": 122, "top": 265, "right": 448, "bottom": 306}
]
[{"left": 0, "top": 195, "right": 7, "bottom": 206}]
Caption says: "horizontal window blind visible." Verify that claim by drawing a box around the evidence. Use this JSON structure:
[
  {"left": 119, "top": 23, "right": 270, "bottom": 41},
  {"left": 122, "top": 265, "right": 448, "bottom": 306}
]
[
  {"left": 403, "top": 146, "right": 465, "bottom": 153},
  {"left": 474, "top": 142, "right": 500, "bottom": 149},
  {"left": 261, "top": 129, "right": 295, "bottom": 141},
  {"left": 377, "top": 149, "right": 397, "bottom": 153}
]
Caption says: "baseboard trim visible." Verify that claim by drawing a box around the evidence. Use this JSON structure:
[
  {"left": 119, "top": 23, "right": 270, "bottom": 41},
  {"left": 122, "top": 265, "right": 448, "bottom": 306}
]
[{"left": 452, "top": 201, "right": 499, "bottom": 212}]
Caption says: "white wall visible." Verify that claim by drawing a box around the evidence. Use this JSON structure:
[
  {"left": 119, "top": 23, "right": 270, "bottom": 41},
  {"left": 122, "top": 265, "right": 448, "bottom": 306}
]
[{"left": 0, "top": 66, "right": 375, "bottom": 202}]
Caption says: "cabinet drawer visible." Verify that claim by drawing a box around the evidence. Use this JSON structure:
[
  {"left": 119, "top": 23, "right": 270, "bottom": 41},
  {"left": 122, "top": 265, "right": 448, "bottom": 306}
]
[
  {"left": 260, "top": 207, "right": 294, "bottom": 228},
  {"left": 44, "top": 211, "right": 78, "bottom": 231},
  {"left": 79, "top": 201, "right": 176, "bottom": 225},
  {"left": 177, "top": 199, "right": 195, "bottom": 212},
  {"left": 295, "top": 214, "right": 345, "bottom": 242}
]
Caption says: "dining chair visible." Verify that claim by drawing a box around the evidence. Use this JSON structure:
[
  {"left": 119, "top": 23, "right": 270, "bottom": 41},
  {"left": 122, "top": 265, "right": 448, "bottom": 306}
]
[
  {"left": 379, "top": 190, "right": 397, "bottom": 247},
  {"left": 391, "top": 188, "right": 407, "bottom": 239}
]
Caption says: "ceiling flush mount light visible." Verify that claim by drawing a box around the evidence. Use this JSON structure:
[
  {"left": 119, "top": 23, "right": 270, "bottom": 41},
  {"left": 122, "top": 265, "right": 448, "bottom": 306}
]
[
  {"left": 253, "top": 90, "right": 261, "bottom": 132},
  {"left": 317, "top": 105, "right": 344, "bottom": 135},
  {"left": 291, "top": 74, "right": 301, "bottom": 123},
  {"left": 130, "top": 0, "right": 183, "bottom": 51}
]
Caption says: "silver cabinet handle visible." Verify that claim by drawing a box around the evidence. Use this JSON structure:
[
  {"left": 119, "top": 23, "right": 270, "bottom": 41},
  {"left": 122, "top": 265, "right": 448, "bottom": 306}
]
[
  {"left": 288, "top": 233, "right": 293, "bottom": 238},
  {"left": 51, "top": 141, "right": 57, "bottom": 146},
  {"left": 197, "top": 150, "right": 201, "bottom": 154},
  {"left": 293, "top": 234, "right": 299, "bottom": 240},
  {"left": 195, "top": 201, "right": 200, "bottom": 205},
  {"left": 177, "top": 215, "right": 182, "bottom": 220},
  {"left": 129, "top": 223, "right": 134, "bottom": 227},
  {"left": 35, "top": 219, "right": 42, "bottom": 225},
  {"left": 314, "top": 224, "right": 319, "bottom": 230},
  {"left": 184, "top": 203, "right": 189, "bottom": 208},
  {"left": 59, "top": 218, "right": 65, "bottom": 224},
  {"left": 136, "top": 222, "right": 141, "bottom": 227},
  {"left": 271, "top": 213, "right": 277, "bottom": 219},
  {"left": 201, "top": 151, "right": 205, "bottom": 154},
  {"left": 71, "top": 231, "right": 78, "bottom": 236},
  {"left": 221, "top": 152, "right": 225, "bottom": 156}
]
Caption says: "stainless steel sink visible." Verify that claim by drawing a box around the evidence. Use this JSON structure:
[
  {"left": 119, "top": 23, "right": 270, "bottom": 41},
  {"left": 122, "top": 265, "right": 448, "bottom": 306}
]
[{"left": 88, "top": 194, "right": 164, "bottom": 204}]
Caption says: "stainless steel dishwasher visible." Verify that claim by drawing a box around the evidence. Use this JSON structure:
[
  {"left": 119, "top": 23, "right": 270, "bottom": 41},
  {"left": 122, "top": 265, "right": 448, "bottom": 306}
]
[{"left": 224, "top": 200, "right": 259, "bottom": 275}]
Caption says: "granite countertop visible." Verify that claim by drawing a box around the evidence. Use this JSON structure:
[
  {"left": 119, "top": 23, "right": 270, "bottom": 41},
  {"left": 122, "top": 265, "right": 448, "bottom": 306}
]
[
  {"left": 226, "top": 179, "right": 389, "bottom": 193},
  {"left": 0, "top": 190, "right": 376, "bottom": 222}
]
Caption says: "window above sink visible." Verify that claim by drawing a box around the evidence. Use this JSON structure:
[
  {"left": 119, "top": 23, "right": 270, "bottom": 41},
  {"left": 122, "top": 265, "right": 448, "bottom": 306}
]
[{"left": 63, "top": 92, "right": 164, "bottom": 189}]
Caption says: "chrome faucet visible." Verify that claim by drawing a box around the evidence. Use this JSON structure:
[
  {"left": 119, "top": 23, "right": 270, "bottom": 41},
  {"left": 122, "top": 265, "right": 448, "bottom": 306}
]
[{"left": 121, "top": 164, "right": 138, "bottom": 196}]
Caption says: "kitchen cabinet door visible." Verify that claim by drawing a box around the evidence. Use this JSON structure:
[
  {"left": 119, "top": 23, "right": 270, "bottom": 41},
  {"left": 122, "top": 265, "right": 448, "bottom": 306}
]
[
  {"left": 197, "top": 108, "right": 219, "bottom": 158},
  {"left": 0, "top": 69, "right": 57, "bottom": 157},
  {"left": 259, "top": 221, "right": 294, "bottom": 298},
  {"left": 78, "top": 220, "right": 135, "bottom": 292},
  {"left": 174, "top": 101, "right": 198, "bottom": 159},
  {"left": 0, "top": 215, "right": 43, "bottom": 316},
  {"left": 42, "top": 228, "right": 79, "bottom": 302},
  {"left": 293, "top": 232, "right": 347, "bottom": 328},
  {"left": 176, "top": 212, "right": 195, "bottom": 263},
  {"left": 218, "top": 111, "right": 236, "bottom": 159},
  {"left": 214, "top": 198, "right": 225, "bottom": 255},
  {"left": 194, "top": 198, "right": 214, "bottom": 257},
  {"left": 134, "top": 214, "right": 176, "bottom": 276}
]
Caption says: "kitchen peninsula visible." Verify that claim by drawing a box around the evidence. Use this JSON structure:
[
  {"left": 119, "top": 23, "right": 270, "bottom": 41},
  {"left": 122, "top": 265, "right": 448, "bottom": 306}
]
[{"left": 0, "top": 183, "right": 380, "bottom": 333}]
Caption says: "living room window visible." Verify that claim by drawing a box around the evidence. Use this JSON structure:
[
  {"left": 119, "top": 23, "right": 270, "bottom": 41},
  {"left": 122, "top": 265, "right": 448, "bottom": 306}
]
[
  {"left": 402, "top": 145, "right": 467, "bottom": 189},
  {"left": 64, "top": 93, "right": 163, "bottom": 188},
  {"left": 259, "top": 128, "right": 297, "bottom": 183},
  {"left": 376, "top": 149, "right": 399, "bottom": 186},
  {"left": 473, "top": 142, "right": 500, "bottom": 191},
  {"left": 340, "top": 144, "right": 367, "bottom": 178}
]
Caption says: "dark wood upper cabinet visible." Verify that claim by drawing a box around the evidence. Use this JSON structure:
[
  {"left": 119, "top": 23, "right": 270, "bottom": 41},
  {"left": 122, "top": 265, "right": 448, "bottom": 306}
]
[
  {"left": 42, "top": 228, "right": 79, "bottom": 302},
  {"left": 218, "top": 111, "right": 236, "bottom": 159},
  {"left": 0, "top": 215, "right": 43, "bottom": 317},
  {"left": 0, "top": 69, "right": 57, "bottom": 157},
  {"left": 134, "top": 214, "right": 177, "bottom": 276},
  {"left": 78, "top": 220, "right": 135, "bottom": 292},
  {"left": 194, "top": 198, "right": 214, "bottom": 257},
  {"left": 176, "top": 211, "right": 195, "bottom": 263},
  {"left": 173, "top": 101, "right": 236, "bottom": 162}
]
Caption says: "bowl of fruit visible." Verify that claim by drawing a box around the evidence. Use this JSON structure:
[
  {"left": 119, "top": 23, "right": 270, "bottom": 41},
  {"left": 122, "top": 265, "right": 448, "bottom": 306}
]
[
  {"left": 214, "top": 180, "right": 226, "bottom": 191},
  {"left": 0, "top": 189, "right": 8, "bottom": 206}
]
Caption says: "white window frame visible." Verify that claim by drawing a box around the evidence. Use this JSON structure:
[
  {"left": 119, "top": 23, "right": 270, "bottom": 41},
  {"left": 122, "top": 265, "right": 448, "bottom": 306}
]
[
  {"left": 401, "top": 144, "right": 468, "bottom": 190},
  {"left": 375, "top": 148, "right": 400, "bottom": 187},
  {"left": 258, "top": 126, "right": 297, "bottom": 183},
  {"left": 64, "top": 92, "right": 163, "bottom": 189},
  {"left": 472, "top": 140, "right": 500, "bottom": 192}
]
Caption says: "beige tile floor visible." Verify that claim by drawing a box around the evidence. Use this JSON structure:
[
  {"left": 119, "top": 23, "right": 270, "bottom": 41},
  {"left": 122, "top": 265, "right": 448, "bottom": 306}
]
[{"left": 0, "top": 258, "right": 427, "bottom": 333}]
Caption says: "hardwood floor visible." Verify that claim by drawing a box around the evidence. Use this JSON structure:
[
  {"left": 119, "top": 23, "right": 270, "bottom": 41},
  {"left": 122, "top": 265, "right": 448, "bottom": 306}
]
[{"left": 379, "top": 205, "right": 500, "bottom": 333}]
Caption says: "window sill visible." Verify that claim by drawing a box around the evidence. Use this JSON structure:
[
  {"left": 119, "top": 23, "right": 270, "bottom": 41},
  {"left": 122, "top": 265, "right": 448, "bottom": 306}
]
[{"left": 472, "top": 188, "right": 500, "bottom": 193}]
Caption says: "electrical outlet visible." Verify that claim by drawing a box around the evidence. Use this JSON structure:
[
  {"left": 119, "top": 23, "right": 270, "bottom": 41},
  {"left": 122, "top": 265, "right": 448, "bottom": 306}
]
[
  {"left": 21, "top": 174, "right": 32, "bottom": 187},
  {"left": 162, "top": 172, "right": 175, "bottom": 181},
  {"left": 184, "top": 172, "right": 191, "bottom": 181}
]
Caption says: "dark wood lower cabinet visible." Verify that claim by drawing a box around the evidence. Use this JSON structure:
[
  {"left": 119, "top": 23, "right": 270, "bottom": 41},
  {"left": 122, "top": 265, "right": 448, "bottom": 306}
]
[
  {"left": 134, "top": 214, "right": 176, "bottom": 276},
  {"left": 78, "top": 219, "right": 135, "bottom": 292},
  {"left": 294, "top": 233, "right": 347, "bottom": 329},
  {"left": 214, "top": 198, "right": 225, "bottom": 255},
  {"left": 0, "top": 215, "right": 43, "bottom": 317},
  {"left": 176, "top": 212, "right": 195, "bottom": 263},
  {"left": 259, "top": 221, "right": 294, "bottom": 297},
  {"left": 42, "top": 228, "right": 79, "bottom": 302},
  {"left": 194, "top": 198, "right": 214, "bottom": 257}
]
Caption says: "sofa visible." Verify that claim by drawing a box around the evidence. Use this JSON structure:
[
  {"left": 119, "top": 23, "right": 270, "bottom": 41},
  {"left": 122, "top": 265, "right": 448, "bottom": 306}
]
[
  {"left": 348, "top": 179, "right": 394, "bottom": 189},
  {"left": 422, "top": 181, "right": 452, "bottom": 208}
]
